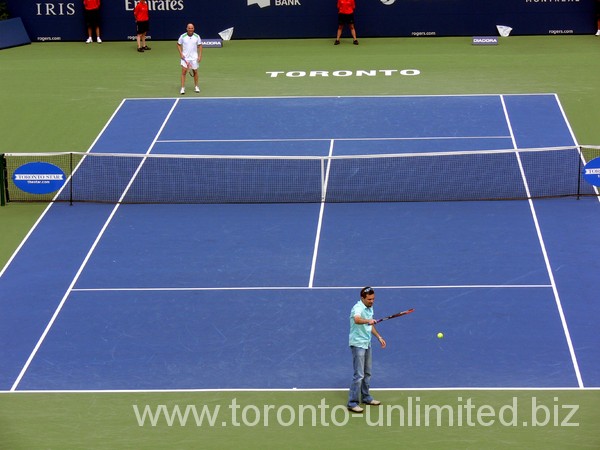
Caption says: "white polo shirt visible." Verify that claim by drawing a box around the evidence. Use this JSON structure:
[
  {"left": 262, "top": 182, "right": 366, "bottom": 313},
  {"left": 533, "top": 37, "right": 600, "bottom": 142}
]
[{"left": 178, "top": 32, "right": 202, "bottom": 60}]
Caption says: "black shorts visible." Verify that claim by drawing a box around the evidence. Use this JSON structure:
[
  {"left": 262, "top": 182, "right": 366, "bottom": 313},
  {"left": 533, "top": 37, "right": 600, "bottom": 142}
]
[
  {"left": 84, "top": 9, "right": 101, "bottom": 28},
  {"left": 136, "top": 20, "right": 150, "bottom": 34},
  {"left": 338, "top": 13, "right": 355, "bottom": 25}
]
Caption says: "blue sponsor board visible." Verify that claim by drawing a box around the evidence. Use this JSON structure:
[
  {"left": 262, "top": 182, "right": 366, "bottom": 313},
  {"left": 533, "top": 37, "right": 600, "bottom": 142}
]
[
  {"left": 4, "top": 0, "right": 597, "bottom": 41},
  {"left": 13, "top": 162, "right": 66, "bottom": 195},
  {"left": 472, "top": 36, "right": 499, "bottom": 45},
  {"left": 583, "top": 157, "right": 600, "bottom": 187}
]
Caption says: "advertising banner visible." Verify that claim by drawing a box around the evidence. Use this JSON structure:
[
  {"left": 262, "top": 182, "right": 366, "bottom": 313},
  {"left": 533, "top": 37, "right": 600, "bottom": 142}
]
[{"left": 5, "top": 0, "right": 596, "bottom": 42}]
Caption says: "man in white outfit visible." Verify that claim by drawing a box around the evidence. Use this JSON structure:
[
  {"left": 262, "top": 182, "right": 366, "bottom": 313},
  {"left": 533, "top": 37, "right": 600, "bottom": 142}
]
[{"left": 177, "top": 23, "right": 203, "bottom": 94}]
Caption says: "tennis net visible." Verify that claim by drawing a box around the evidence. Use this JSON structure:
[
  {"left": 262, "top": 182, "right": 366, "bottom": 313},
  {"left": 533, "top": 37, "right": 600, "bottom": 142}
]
[{"left": 1, "top": 146, "right": 599, "bottom": 205}]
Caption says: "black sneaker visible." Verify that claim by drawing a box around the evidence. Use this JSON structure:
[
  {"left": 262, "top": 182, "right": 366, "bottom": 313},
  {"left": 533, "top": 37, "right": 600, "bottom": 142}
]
[
  {"left": 143, "top": 46, "right": 151, "bottom": 50},
  {"left": 353, "top": 40, "right": 359, "bottom": 45},
  {"left": 137, "top": 47, "right": 144, "bottom": 52},
  {"left": 334, "top": 40, "right": 340, "bottom": 45}
]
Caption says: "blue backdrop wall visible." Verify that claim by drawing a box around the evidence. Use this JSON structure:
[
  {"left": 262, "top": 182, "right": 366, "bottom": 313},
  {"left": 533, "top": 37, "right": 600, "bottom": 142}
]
[{"left": 5, "top": 0, "right": 597, "bottom": 42}]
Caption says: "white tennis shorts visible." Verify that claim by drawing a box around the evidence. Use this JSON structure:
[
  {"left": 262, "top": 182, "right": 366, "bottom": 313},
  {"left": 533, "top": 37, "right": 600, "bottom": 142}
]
[{"left": 181, "top": 58, "right": 199, "bottom": 70}]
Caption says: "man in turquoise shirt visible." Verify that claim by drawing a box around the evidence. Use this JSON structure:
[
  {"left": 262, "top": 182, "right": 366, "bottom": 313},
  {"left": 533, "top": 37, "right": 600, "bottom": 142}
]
[{"left": 347, "top": 286, "right": 386, "bottom": 413}]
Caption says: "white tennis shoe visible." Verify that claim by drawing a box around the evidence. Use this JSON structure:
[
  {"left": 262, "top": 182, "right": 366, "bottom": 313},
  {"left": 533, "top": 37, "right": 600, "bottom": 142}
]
[
  {"left": 194, "top": 86, "right": 200, "bottom": 93},
  {"left": 348, "top": 405, "right": 364, "bottom": 413},
  {"left": 85, "top": 37, "right": 92, "bottom": 44},
  {"left": 180, "top": 87, "right": 185, "bottom": 95}
]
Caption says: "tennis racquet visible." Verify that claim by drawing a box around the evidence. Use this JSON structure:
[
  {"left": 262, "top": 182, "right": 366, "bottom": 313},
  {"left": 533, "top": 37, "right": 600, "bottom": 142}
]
[
  {"left": 187, "top": 61, "right": 196, "bottom": 78},
  {"left": 182, "top": 59, "right": 196, "bottom": 78},
  {"left": 375, "top": 308, "right": 414, "bottom": 324}
]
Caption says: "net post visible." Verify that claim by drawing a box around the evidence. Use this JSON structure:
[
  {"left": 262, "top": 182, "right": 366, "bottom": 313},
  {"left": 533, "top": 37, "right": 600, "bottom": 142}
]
[
  {"left": 576, "top": 145, "right": 582, "bottom": 200},
  {"left": 320, "top": 157, "right": 325, "bottom": 202},
  {"left": 69, "top": 152, "right": 73, "bottom": 206},
  {"left": 0, "top": 154, "right": 6, "bottom": 207}
]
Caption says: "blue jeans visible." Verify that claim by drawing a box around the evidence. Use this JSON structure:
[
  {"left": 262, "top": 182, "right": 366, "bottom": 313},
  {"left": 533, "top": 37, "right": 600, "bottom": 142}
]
[{"left": 347, "top": 345, "right": 373, "bottom": 407}]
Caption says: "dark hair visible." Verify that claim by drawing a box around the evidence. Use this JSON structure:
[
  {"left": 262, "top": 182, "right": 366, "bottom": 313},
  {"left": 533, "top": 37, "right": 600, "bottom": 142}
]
[{"left": 360, "top": 286, "right": 375, "bottom": 298}]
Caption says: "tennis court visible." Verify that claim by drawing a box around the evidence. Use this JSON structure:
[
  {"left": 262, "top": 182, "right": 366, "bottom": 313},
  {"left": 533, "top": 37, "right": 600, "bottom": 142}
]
[{"left": 1, "top": 94, "right": 599, "bottom": 395}]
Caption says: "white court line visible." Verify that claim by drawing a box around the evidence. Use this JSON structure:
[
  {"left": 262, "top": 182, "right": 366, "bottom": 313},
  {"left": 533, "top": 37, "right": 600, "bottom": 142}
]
[
  {"left": 9, "top": 100, "right": 181, "bottom": 392},
  {"left": 2, "top": 386, "right": 597, "bottom": 394},
  {"left": 71, "top": 284, "right": 552, "bottom": 292},
  {"left": 308, "top": 139, "right": 335, "bottom": 288},
  {"left": 156, "top": 135, "right": 511, "bottom": 143},
  {"left": 500, "top": 94, "right": 584, "bottom": 389},
  {"left": 126, "top": 93, "right": 561, "bottom": 101}
]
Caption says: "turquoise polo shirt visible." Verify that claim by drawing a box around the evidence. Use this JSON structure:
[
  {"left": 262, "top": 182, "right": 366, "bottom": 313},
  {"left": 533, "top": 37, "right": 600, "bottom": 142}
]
[{"left": 349, "top": 300, "right": 373, "bottom": 349}]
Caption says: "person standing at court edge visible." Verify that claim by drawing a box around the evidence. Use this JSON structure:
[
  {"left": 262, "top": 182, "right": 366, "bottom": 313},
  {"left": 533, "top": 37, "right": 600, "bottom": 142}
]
[
  {"left": 83, "top": 0, "right": 102, "bottom": 43},
  {"left": 134, "top": 0, "right": 151, "bottom": 52},
  {"left": 335, "top": 0, "right": 359, "bottom": 45}
]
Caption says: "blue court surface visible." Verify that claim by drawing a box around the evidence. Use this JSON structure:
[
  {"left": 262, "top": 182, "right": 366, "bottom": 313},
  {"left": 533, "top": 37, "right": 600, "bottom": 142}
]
[{"left": 1, "top": 95, "right": 599, "bottom": 391}]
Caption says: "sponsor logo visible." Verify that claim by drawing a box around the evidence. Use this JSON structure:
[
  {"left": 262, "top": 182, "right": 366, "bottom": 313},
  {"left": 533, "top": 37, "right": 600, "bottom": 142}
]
[
  {"left": 548, "top": 29, "right": 574, "bottom": 35},
  {"left": 13, "top": 162, "right": 66, "bottom": 195},
  {"left": 124, "top": 0, "right": 185, "bottom": 11},
  {"left": 127, "top": 35, "right": 153, "bottom": 40},
  {"left": 472, "top": 36, "right": 498, "bottom": 45},
  {"left": 583, "top": 157, "right": 600, "bottom": 187},
  {"left": 35, "top": 2, "right": 76, "bottom": 16},
  {"left": 266, "top": 69, "right": 421, "bottom": 78},
  {"left": 248, "top": 0, "right": 301, "bottom": 8},
  {"left": 202, "top": 39, "right": 223, "bottom": 48},
  {"left": 380, "top": 0, "right": 396, "bottom": 5},
  {"left": 248, "top": 0, "right": 271, "bottom": 7}
]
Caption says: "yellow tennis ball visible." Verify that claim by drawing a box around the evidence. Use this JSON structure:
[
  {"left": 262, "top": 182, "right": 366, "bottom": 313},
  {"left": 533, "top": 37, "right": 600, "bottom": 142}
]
[{"left": 437, "top": 332, "right": 444, "bottom": 339}]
